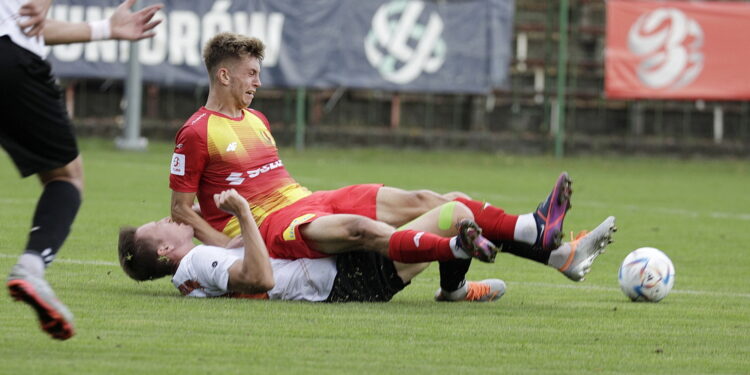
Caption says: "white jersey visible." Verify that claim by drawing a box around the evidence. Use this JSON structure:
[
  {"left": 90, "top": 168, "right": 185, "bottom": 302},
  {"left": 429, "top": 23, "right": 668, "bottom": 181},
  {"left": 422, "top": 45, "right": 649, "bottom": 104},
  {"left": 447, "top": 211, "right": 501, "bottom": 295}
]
[
  {"left": 171, "top": 245, "right": 338, "bottom": 302},
  {"left": 0, "top": 0, "right": 47, "bottom": 57}
]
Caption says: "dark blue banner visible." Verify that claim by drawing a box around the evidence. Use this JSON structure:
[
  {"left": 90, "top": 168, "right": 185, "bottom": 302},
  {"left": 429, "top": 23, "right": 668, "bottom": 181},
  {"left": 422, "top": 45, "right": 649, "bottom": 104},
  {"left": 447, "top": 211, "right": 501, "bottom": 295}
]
[{"left": 47, "top": 0, "right": 514, "bottom": 93}]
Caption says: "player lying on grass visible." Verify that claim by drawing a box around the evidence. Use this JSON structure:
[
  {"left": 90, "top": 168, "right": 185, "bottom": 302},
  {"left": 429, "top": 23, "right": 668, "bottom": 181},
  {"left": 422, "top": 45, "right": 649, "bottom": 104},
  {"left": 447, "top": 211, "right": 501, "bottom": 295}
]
[
  {"left": 120, "top": 189, "right": 505, "bottom": 301},
  {"left": 118, "top": 189, "right": 617, "bottom": 302},
  {"left": 169, "top": 33, "right": 609, "bottom": 283}
]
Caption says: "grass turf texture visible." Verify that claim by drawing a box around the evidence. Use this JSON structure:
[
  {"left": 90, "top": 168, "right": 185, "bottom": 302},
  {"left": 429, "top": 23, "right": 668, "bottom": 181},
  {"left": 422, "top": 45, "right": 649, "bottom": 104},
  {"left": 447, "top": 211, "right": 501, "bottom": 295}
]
[{"left": 1, "top": 138, "right": 748, "bottom": 374}]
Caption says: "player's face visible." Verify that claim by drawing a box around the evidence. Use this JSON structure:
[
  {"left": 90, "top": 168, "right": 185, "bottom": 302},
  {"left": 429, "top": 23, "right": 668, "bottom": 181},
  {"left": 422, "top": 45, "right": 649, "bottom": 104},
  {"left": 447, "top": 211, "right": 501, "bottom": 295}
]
[
  {"left": 228, "top": 55, "right": 262, "bottom": 109},
  {"left": 136, "top": 217, "right": 194, "bottom": 247}
]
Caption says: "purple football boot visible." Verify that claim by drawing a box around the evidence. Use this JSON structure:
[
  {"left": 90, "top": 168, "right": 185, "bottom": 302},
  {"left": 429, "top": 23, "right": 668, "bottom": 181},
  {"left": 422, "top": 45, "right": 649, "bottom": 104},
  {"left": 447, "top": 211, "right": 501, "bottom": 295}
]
[{"left": 534, "top": 172, "right": 573, "bottom": 252}]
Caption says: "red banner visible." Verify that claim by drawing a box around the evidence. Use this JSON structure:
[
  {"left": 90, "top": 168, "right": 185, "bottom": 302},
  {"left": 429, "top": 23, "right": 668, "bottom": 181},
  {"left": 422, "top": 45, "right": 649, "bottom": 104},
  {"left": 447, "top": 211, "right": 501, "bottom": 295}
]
[{"left": 606, "top": 0, "right": 750, "bottom": 100}]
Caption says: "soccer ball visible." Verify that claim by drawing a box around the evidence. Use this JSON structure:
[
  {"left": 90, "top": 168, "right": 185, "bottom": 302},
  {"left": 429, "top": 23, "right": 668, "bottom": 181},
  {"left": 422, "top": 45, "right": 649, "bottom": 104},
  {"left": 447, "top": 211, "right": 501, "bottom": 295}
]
[{"left": 618, "top": 247, "right": 675, "bottom": 302}]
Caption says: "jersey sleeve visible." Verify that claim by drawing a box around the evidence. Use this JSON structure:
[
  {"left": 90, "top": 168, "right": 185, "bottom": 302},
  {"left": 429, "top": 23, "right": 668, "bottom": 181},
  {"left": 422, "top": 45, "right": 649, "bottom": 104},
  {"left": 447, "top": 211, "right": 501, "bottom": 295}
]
[
  {"left": 188, "top": 247, "right": 237, "bottom": 295},
  {"left": 169, "top": 125, "right": 208, "bottom": 193}
]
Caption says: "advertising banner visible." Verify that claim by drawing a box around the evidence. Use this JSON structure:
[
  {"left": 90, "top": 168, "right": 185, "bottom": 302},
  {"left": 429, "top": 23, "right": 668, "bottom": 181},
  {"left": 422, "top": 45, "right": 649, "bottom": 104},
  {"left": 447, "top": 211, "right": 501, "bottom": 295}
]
[
  {"left": 606, "top": 0, "right": 750, "bottom": 100},
  {"left": 47, "top": 0, "right": 514, "bottom": 93}
]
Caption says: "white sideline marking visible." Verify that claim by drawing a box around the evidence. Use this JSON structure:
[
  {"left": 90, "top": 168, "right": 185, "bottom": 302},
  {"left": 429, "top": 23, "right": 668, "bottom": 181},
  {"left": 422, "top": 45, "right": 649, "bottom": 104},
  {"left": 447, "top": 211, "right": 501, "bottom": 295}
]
[
  {"left": 0, "top": 253, "right": 118, "bottom": 267},
  {"left": 1, "top": 253, "right": 748, "bottom": 299},
  {"left": 511, "top": 282, "right": 750, "bottom": 299}
]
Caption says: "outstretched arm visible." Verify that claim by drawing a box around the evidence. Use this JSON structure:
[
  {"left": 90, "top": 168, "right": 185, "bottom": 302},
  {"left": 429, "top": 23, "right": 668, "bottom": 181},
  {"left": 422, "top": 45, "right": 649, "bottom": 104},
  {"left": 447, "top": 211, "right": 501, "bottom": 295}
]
[
  {"left": 43, "top": 0, "right": 162, "bottom": 45},
  {"left": 214, "top": 189, "right": 274, "bottom": 293}
]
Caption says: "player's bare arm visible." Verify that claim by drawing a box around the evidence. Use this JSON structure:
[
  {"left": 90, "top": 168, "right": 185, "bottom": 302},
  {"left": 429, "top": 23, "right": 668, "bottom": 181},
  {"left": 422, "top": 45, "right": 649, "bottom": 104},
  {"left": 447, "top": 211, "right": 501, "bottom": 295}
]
[
  {"left": 214, "top": 189, "right": 273, "bottom": 293},
  {"left": 42, "top": 0, "right": 162, "bottom": 45},
  {"left": 171, "top": 191, "right": 232, "bottom": 247}
]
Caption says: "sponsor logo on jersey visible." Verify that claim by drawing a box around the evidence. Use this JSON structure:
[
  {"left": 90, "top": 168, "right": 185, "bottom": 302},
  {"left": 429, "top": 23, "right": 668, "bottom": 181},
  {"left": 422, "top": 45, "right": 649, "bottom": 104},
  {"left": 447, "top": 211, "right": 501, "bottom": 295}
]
[
  {"left": 283, "top": 214, "right": 316, "bottom": 241},
  {"left": 226, "top": 142, "right": 237, "bottom": 152},
  {"left": 413, "top": 231, "right": 425, "bottom": 247},
  {"left": 170, "top": 153, "right": 185, "bottom": 176},
  {"left": 226, "top": 172, "right": 245, "bottom": 185},
  {"left": 248, "top": 160, "right": 283, "bottom": 178},
  {"left": 225, "top": 160, "right": 284, "bottom": 185}
]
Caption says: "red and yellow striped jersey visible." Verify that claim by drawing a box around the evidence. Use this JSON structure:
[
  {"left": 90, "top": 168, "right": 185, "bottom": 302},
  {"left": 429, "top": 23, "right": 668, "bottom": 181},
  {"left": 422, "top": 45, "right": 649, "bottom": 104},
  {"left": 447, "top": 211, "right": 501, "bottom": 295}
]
[{"left": 169, "top": 107, "right": 311, "bottom": 234}]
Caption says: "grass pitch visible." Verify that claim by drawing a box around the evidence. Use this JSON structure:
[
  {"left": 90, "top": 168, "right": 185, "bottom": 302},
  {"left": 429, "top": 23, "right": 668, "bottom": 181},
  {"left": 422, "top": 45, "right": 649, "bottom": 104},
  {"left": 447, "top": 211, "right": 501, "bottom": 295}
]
[{"left": 1, "top": 139, "right": 748, "bottom": 374}]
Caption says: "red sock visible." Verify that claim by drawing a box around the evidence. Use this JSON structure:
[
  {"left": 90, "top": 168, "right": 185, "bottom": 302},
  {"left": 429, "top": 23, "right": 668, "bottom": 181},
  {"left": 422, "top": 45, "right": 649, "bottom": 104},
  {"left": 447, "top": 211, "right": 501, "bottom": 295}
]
[
  {"left": 454, "top": 197, "right": 517, "bottom": 242},
  {"left": 388, "top": 230, "right": 456, "bottom": 263}
]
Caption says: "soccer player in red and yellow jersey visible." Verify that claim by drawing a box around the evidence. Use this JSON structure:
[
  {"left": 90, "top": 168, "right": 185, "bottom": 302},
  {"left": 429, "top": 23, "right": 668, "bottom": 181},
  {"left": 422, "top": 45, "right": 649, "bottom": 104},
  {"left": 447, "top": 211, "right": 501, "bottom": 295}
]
[
  {"left": 169, "top": 33, "right": 492, "bottom": 267},
  {"left": 169, "top": 33, "right": 613, "bottom": 301}
]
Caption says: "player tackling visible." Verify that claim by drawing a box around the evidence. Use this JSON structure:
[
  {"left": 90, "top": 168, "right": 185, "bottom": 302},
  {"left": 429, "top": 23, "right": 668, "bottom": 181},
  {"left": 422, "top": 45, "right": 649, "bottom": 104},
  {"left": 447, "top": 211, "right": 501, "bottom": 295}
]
[{"left": 168, "top": 32, "right": 612, "bottom": 292}]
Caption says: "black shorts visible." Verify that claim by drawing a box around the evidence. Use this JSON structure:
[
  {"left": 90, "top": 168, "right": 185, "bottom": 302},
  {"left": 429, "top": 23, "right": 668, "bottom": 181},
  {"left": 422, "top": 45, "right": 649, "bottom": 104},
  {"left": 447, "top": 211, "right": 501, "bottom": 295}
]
[
  {"left": 0, "top": 36, "right": 78, "bottom": 178},
  {"left": 324, "top": 251, "right": 408, "bottom": 303}
]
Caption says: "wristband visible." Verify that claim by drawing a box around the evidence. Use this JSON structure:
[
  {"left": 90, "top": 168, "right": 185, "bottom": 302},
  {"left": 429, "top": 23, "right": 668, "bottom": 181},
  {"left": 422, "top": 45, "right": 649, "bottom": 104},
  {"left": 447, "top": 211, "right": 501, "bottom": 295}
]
[{"left": 88, "top": 19, "right": 111, "bottom": 41}]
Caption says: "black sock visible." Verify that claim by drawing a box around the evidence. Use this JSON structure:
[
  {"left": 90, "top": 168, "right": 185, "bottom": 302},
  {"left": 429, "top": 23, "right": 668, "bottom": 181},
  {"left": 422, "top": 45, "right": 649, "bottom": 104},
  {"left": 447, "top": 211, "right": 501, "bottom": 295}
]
[
  {"left": 24, "top": 181, "right": 81, "bottom": 266},
  {"left": 439, "top": 259, "right": 472, "bottom": 292},
  {"left": 499, "top": 241, "right": 551, "bottom": 264}
]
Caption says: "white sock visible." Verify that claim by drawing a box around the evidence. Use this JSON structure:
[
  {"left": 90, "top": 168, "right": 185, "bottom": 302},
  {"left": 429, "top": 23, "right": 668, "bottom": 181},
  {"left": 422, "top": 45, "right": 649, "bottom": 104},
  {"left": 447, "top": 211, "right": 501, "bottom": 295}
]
[
  {"left": 514, "top": 213, "right": 538, "bottom": 245},
  {"left": 17, "top": 253, "right": 45, "bottom": 277},
  {"left": 449, "top": 237, "right": 471, "bottom": 259}
]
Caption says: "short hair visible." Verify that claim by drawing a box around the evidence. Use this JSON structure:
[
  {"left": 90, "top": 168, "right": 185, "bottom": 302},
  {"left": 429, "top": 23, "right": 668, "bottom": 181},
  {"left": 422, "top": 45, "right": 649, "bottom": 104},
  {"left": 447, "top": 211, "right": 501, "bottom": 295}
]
[
  {"left": 118, "top": 227, "right": 174, "bottom": 281},
  {"left": 203, "top": 32, "right": 265, "bottom": 80}
]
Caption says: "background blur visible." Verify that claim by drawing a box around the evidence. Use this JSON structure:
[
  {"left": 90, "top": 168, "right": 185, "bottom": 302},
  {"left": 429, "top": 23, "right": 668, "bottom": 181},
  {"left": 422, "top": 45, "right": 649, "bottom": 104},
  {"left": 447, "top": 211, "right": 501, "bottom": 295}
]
[{"left": 48, "top": 0, "right": 750, "bottom": 156}]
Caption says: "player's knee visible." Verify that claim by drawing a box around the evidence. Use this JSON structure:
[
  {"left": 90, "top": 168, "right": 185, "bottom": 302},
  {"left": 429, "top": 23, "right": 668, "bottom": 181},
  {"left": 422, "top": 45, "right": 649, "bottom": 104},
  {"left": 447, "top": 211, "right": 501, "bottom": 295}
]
[
  {"left": 452, "top": 201, "right": 473, "bottom": 221},
  {"left": 344, "top": 217, "right": 392, "bottom": 249}
]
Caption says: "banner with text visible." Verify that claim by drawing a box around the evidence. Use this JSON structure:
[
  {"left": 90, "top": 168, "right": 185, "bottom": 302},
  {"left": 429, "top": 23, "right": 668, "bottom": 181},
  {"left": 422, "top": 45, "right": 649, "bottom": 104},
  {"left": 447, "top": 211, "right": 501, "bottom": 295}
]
[
  {"left": 47, "top": 0, "right": 514, "bottom": 94},
  {"left": 606, "top": 0, "right": 750, "bottom": 100}
]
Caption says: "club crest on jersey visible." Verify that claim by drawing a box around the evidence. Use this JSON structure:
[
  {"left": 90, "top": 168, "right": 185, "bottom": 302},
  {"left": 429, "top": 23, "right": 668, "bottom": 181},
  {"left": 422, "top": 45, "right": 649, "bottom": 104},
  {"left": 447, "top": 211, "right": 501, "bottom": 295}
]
[
  {"left": 170, "top": 153, "right": 185, "bottom": 176},
  {"left": 257, "top": 128, "right": 275, "bottom": 146},
  {"left": 283, "top": 214, "right": 316, "bottom": 241}
]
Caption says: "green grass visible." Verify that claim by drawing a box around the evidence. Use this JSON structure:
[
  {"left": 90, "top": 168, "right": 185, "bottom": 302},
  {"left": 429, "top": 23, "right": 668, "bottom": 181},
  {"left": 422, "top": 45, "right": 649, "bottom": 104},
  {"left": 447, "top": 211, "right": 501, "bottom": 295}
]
[{"left": 1, "top": 139, "right": 749, "bottom": 374}]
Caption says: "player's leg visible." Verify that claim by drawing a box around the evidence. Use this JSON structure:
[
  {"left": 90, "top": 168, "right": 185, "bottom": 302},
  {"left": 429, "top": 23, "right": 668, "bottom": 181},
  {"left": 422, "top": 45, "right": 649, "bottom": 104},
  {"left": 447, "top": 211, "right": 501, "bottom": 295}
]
[
  {"left": 453, "top": 172, "right": 573, "bottom": 264},
  {"left": 375, "top": 187, "right": 451, "bottom": 227},
  {"left": 393, "top": 202, "right": 505, "bottom": 302},
  {"left": 7, "top": 157, "right": 83, "bottom": 342},
  {"left": 2, "top": 38, "right": 80, "bottom": 340},
  {"left": 546, "top": 216, "right": 616, "bottom": 281},
  {"left": 299, "top": 213, "right": 497, "bottom": 263}
]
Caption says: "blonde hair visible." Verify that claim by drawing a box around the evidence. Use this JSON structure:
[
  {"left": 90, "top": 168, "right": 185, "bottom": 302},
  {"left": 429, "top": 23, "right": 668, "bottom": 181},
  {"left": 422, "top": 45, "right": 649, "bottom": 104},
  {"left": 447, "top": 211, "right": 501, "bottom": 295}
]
[{"left": 203, "top": 32, "right": 265, "bottom": 81}]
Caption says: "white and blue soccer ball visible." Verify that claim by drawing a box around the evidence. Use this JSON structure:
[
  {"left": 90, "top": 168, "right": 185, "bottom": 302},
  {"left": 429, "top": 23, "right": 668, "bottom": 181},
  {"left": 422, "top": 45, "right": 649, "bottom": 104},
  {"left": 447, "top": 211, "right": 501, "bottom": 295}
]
[{"left": 618, "top": 247, "right": 675, "bottom": 302}]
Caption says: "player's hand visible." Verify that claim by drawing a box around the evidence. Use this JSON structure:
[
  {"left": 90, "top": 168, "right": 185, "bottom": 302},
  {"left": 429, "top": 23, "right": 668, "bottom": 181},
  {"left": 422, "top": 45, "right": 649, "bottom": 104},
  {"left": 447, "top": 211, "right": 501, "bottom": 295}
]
[
  {"left": 213, "top": 189, "right": 251, "bottom": 217},
  {"left": 225, "top": 235, "right": 245, "bottom": 249},
  {"left": 110, "top": 0, "right": 163, "bottom": 41},
  {"left": 17, "top": 0, "right": 53, "bottom": 37}
]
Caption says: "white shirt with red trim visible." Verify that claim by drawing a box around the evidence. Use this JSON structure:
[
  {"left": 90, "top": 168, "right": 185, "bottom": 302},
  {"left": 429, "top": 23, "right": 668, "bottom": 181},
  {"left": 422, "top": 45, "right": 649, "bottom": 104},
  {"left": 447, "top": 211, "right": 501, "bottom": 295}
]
[{"left": 171, "top": 245, "right": 337, "bottom": 301}]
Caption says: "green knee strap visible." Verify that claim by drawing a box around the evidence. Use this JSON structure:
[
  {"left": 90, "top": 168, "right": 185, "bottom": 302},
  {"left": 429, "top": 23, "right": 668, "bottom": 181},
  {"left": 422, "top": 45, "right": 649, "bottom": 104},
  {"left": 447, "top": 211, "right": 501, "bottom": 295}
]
[
  {"left": 396, "top": 201, "right": 457, "bottom": 231},
  {"left": 438, "top": 201, "right": 457, "bottom": 231}
]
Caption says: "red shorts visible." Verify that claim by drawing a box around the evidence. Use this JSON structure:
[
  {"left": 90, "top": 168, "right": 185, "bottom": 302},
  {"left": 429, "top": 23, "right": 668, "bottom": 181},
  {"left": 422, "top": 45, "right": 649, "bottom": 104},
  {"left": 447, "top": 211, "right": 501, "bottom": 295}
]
[{"left": 260, "top": 184, "right": 382, "bottom": 259}]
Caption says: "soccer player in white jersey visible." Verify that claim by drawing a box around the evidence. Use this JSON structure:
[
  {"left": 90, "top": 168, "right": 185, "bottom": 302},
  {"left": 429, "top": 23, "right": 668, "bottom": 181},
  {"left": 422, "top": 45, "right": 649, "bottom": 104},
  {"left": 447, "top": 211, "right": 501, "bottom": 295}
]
[
  {"left": 119, "top": 189, "right": 510, "bottom": 302},
  {"left": 2, "top": 0, "right": 162, "bottom": 340},
  {"left": 118, "top": 189, "right": 617, "bottom": 303}
]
